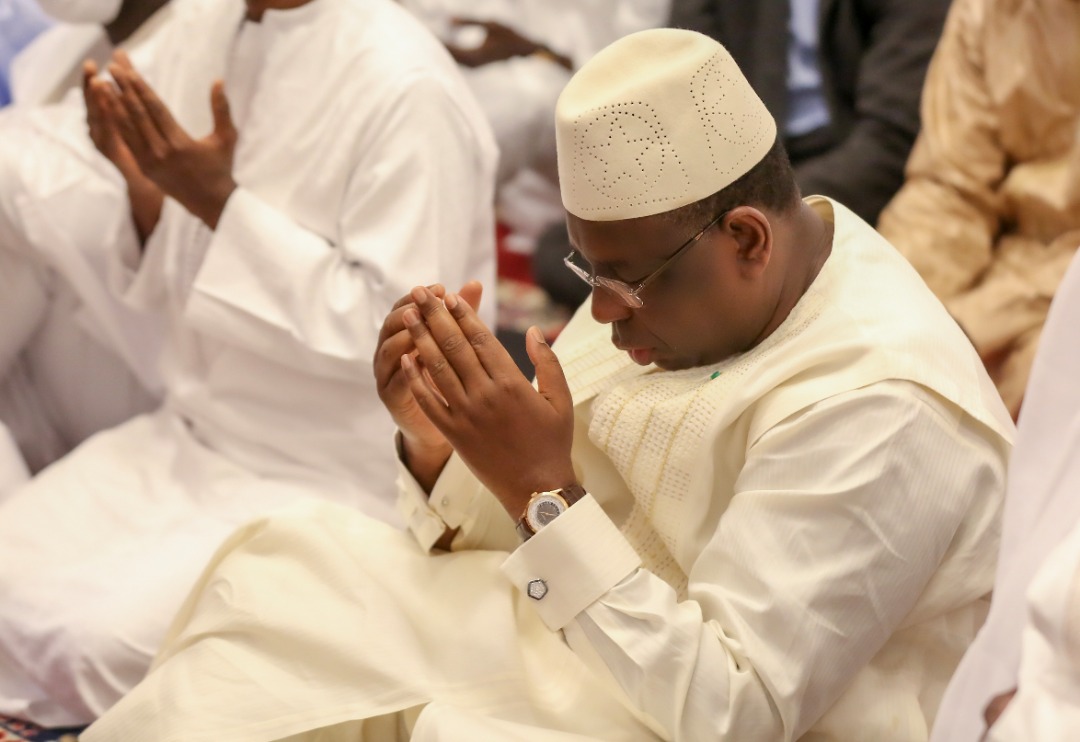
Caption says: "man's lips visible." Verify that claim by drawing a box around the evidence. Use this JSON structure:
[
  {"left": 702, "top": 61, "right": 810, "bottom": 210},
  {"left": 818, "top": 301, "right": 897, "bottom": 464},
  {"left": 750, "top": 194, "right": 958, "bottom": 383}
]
[{"left": 613, "top": 341, "right": 656, "bottom": 365}]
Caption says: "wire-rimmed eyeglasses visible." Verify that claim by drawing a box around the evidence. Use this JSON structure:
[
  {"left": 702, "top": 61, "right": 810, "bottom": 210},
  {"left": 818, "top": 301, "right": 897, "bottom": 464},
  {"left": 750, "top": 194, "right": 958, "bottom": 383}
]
[{"left": 563, "top": 209, "right": 729, "bottom": 309}]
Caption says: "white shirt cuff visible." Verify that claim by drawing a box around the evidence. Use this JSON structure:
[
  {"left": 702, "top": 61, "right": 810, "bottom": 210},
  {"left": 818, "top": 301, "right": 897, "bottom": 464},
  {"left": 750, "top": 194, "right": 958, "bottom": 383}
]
[
  {"left": 395, "top": 443, "right": 480, "bottom": 552},
  {"left": 501, "top": 494, "right": 641, "bottom": 631}
]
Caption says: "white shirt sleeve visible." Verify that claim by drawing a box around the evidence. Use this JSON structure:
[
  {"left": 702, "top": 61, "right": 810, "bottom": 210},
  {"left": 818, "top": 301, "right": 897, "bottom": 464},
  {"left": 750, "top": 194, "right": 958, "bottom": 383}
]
[
  {"left": 502, "top": 380, "right": 1004, "bottom": 740},
  {"left": 182, "top": 73, "right": 493, "bottom": 382},
  {"left": 987, "top": 523, "right": 1080, "bottom": 742},
  {"left": 396, "top": 446, "right": 520, "bottom": 555}
]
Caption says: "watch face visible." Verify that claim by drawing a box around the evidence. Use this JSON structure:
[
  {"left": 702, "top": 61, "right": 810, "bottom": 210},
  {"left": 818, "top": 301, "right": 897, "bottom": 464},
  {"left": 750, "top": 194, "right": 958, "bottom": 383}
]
[{"left": 526, "top": 492, "right": 568, "bottom": 532}]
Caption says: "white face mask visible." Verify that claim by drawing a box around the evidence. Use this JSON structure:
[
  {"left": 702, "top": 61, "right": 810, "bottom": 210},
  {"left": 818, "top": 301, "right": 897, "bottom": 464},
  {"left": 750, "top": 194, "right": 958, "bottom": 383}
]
[{"left": 35, "top": 0, "right": 124, "bottom": 24}]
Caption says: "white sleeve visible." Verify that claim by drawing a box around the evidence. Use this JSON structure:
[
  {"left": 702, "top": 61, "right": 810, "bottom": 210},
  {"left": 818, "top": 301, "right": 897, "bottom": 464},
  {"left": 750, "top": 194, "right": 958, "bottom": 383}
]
[
  {"left": 501, "top": 381, "right": 1004, "bottom": 740},
  {"left": 988, "top": 523, "right": 1080, "bottom": 742},
  {"left": 183, "top": 74, "right": 494, "bottom": 382},
  {"left": 396, "top": 449, "right": 521, "bottom": 555}
]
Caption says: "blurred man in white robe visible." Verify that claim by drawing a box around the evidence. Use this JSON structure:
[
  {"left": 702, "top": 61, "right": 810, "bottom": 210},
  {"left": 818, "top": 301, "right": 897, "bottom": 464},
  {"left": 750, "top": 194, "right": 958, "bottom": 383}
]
[
  {"left": 402, "top": 0, "right": 670, "bottom": 252},
  {"left": 932, "top": 250, "right": 1080, "bottom": 742},
  {"left": 0, "top": 0, "right": 495, "bottom": 727},
  {"left": 9, "top": 0, "right": 172, "bottom": 107},
  {"left": 0, "top": 0, "right": 175, "bottom": 484}
]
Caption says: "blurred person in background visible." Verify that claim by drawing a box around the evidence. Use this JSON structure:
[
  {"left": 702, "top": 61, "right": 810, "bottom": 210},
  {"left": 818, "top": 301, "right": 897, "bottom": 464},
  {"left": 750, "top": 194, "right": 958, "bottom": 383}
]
[
  {"left": 0, "top": 0, "right": 496, "bottom": 727},
  {"left": 932, "top": 250, "right": 1080, "bottom": 742},
  {"left": 0, "top": 0, "right": 52, "bottom": 107},
  {"left": 8, "top": 0, "right": 171, "bottom": 107},
  {"left": 879, "top": 0, "right": 1080, "bottom": 419},
  {"left": 670, "top": 0, "right": 950, "bottom": 227}
]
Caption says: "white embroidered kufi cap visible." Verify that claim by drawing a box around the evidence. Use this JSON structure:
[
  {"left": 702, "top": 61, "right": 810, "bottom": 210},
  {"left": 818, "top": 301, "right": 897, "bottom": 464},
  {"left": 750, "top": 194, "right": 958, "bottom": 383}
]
[
  {"left": 556, "top": 28, "right": 776, "bottom": 222},
  {"left": 36, "top": 0, "right": 124, "bottom": 24}
]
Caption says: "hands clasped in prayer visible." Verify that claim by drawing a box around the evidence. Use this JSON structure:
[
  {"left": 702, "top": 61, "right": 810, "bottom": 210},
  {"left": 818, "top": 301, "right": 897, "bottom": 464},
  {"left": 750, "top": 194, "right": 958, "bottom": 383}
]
[
  {"left": 83, "top": 50, "right": 238, "bottom": 238},
  {"left": 375, "top": 283, "right": 578, "bottom": 521},
  {"left": 445, "top": 17, "right": 572, "bottom": 71}
]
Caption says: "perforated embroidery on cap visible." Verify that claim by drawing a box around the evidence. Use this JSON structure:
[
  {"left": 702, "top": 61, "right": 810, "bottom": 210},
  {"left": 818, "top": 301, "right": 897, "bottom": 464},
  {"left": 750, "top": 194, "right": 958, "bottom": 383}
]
[
  {"left": 568, "top": 101, "right": 690, "bottom": 215},
  {"left": 690, "top": 50, "right": 773, "bottom": 177}
]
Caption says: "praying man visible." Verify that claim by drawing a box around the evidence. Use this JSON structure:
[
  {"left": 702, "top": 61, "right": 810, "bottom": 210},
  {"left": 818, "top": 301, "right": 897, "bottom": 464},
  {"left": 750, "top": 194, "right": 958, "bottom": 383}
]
[{"left": 86, "top": 28, "right": 1013, "bottom": 741}]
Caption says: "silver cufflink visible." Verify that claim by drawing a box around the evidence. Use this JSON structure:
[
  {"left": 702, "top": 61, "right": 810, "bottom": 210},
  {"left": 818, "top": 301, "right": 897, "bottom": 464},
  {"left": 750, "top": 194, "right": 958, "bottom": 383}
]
[{"left": 526, "top": 578, "right": 548, "bottom": 600}]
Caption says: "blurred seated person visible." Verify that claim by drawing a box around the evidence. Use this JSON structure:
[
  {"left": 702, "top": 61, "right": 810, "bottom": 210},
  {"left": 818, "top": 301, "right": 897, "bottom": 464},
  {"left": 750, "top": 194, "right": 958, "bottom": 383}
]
[
  {"left": 9, "top": 0, "right": 171, "bottom": 107},
  {"left": 0, "top": 0, "right": 177, "bottom": 480},
  {"left": 932, "top": 249, "right": 1080, "bottom": 742},
  {"left": 879, "top": 0, "right": 1080, "bottom": 418},
  {"left": 0, "top": 0, "right": 52, "bottom": 106},
  {"left": 671, "top": 0, "right": 950, "bottom": 226},
  {"left": 0, "top": 0, "right": 496, "bottom": 727},
  {"left": 402, "top": 0, "right": 669, "bottom": 255}
]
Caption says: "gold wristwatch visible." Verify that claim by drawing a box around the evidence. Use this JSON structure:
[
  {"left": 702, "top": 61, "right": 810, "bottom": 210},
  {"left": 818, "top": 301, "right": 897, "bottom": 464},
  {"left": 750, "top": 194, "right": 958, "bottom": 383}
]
[{"left": 516, "top": 485, "right": 586, "bottom": 541}]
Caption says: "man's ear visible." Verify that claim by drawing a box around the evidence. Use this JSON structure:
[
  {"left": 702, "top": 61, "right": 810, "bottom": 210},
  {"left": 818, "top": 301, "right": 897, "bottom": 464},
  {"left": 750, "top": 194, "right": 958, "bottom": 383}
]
[{"left": 722, "top": 206, "right": 772, "bottom": 278}]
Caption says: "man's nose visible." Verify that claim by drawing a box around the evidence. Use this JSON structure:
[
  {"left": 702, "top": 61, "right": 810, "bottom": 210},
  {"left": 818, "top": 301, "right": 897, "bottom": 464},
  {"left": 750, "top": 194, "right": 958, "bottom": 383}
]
[{"left": 589, "top": 285, "right": 633, "bottom": 325}]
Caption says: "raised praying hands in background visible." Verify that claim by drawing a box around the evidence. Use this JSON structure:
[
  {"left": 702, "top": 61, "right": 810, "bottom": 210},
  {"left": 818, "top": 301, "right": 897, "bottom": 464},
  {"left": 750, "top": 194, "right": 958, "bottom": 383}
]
[
  {"left": 83, "top": 50, "right": 238, "bottom": 237},
  {"left": 444, "top": 18, "right": 572, "bottom": 71}
]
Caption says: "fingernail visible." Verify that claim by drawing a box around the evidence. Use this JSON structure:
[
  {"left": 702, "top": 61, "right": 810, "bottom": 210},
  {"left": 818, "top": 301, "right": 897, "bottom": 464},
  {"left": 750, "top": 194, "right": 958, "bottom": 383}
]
[
  {"left": 410, "top": 286, "right": 426, "bottom": 303},
  {"left": 400, "top": 354, "right": 416, "bottom": 374},
  {"left": 403, "top": 308, "right": 420, "bottom": 327},
  {"left": 530, "top": 327, "right": 547, "bottom": 345},
  {"left": 444, "top": 293, "right": 459, "bottom": 311}
]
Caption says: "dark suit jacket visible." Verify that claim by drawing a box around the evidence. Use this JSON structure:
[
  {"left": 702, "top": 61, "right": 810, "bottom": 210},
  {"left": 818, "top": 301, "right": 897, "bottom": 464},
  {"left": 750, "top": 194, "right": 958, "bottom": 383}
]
[{"left": 670, "top": 0, "right": 950, "bottom": 225}]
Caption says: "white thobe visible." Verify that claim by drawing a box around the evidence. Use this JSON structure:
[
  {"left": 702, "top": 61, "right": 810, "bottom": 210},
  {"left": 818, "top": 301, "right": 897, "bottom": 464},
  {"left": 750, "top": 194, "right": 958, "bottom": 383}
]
[
  {"left": 0, "top": 99, "right": 165, "bottom": 473},
  {"left": 0, "top": 3, "right": 176, "bottom": 473},
  {"left": 930, "top": 249, "right": 1080, "bottom": 742},
  {"left": 86, "top": 198, "right": 1014, "bottom": 741},
  {"left": 0, "top": 0, "right": 496, "bottom": 727},
  {"left": 9, "top": 2, "right": 173, "bottom": 107}
]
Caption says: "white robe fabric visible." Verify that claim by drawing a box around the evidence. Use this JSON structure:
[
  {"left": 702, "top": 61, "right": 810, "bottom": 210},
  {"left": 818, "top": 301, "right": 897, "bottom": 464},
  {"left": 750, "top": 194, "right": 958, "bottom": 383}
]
[
  {"left": 86, "top": 198, "right": 1014, "bottom": 741},
  {"left": 0, "top": 0, "right": 496, "bottom": 727},
  {"left": 10, "top": 2, "right": 173, "bottom": 107},
  {"left": 0, "top": 99, "right": 164, "bottom": 473},
  {"left": 0, "top": 0, "right": 175, "bottom": 473},
  {"left": 35, "top": 0, "right": 121, "bottom": 23},
  {"left": 931, "top": 249, "right": 1080, "bottom": 742}
]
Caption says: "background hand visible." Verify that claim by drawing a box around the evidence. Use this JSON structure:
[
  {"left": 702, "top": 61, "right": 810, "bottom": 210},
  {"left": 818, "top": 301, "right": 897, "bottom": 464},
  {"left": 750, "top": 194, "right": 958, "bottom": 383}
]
[
  {"left": 400, "top": 286, "right": 576, "bottom": 515},
  {"left": 107, "top": 50, "right": 238, "bottom": 229},
  {"left": 444, "top": 18, "right": 570, "bottom": 70},
  {"left": 375, "top": 282, "right": 483, "bottom": 491}
]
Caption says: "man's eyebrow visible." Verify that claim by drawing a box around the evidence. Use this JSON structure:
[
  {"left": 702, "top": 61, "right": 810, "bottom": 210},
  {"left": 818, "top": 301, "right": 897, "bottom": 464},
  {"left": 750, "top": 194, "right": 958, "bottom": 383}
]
[{"left": 569, "top": 247, "right": 631, "bottom": 272}]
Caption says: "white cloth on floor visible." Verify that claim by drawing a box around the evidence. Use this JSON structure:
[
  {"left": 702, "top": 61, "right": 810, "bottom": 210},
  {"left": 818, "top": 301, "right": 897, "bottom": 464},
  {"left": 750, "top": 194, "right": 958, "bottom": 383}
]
[
  {"left": 0, "top": 0, "right": 496, "bottom": 726},
  {"left": 931, "top": 248, "right": 1080, "bottom": 742}
]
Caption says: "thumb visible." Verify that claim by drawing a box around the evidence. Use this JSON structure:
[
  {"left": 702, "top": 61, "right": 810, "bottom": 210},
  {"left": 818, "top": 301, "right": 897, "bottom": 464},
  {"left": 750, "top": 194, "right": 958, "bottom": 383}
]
[
  {"left": 526, "top": 326, "right": 572, "bottom": 415},
  {"left": 458, "top": 280, "right": 483, "bottom": 312},
  {"left": 210, "top": 81, "right": 236, "bottom": 141}
]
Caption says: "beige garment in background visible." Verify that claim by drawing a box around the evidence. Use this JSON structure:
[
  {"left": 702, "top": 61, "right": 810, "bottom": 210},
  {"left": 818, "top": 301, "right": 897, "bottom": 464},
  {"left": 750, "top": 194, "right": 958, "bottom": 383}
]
[{"left": 878, "top": 0, "right": 1080, "bottom": 415}]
